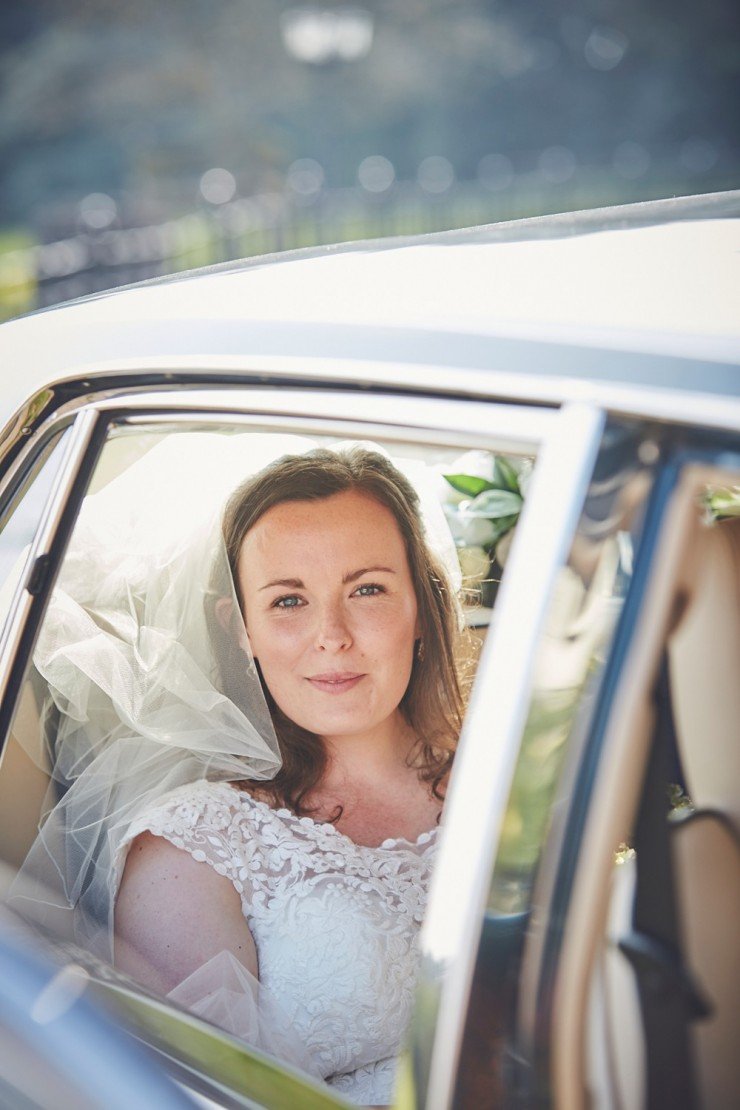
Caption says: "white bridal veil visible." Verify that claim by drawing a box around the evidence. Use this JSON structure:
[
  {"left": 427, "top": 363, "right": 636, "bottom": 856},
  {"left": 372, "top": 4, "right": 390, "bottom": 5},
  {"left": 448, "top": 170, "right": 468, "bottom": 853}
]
[{"left": 10, "top": 430, "right": 460, "bottom": 964}]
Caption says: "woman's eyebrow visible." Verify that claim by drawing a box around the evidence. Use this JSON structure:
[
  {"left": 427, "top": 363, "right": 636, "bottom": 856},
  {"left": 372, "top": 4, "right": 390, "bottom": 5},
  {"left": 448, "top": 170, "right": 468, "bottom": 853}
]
[
  {"left": 259, "top": 566, "right": 396, "bottom": 591},
  {"left": 259, "top": 577, "right": 304, "bottom": 591},
  {"left": 342, "top": 566, "right": 396, "bottom": 584}
]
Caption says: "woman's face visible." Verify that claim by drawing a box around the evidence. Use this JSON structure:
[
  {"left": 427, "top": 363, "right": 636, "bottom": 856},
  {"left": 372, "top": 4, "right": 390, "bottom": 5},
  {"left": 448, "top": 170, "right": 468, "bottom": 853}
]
[{"left": 237, "top": 489, "right": 420, "bottom": 746}]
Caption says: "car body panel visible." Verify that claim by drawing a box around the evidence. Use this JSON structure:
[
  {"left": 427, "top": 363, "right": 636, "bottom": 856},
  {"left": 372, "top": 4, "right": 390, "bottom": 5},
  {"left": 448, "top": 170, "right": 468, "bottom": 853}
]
[{"left": 0, "top": 195, "right": 739, "bottom": 461}]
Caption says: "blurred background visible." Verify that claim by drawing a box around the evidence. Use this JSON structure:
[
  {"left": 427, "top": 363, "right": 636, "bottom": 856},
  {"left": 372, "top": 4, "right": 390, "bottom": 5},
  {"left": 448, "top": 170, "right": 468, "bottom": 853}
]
[{"left": 1, "top": 0, "right": 738, "bottom": 320}]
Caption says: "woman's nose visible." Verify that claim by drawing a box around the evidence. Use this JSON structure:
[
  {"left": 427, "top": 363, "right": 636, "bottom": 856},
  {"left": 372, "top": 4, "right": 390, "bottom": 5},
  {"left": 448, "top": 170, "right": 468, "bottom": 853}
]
[{"left": 314, "top": 603, "right": 352, "bottom": 652}]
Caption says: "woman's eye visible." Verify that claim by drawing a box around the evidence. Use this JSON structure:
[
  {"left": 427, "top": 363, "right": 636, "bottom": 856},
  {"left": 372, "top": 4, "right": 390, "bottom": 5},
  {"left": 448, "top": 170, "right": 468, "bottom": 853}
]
[
  {"left": 354, "top": 583, "right": 384, "bottom": 597},
  {"left": 272, "top": 595, "right": 304, "bottom": 610}
]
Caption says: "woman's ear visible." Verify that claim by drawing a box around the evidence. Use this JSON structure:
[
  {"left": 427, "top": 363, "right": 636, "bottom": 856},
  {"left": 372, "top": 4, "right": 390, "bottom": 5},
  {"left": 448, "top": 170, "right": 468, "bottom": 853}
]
[
  {"left": 215, "top": 597, "right": 253, "bottom": 657},
  {"left": 214, "top": 596, "right": 233, "bottom": 631}
]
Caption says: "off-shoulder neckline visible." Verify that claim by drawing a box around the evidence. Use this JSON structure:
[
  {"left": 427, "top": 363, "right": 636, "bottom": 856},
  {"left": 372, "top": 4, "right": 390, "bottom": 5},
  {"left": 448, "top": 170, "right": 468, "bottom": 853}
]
[{"left": 217, "top": 781, "right": 440, "bottom": 852}]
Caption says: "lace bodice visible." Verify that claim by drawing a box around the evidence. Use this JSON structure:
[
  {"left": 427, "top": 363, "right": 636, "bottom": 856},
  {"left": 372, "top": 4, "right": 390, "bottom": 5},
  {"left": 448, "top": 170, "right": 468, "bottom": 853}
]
[{"left": 117, "top": 779, "right": 437, "bottom": 1104}]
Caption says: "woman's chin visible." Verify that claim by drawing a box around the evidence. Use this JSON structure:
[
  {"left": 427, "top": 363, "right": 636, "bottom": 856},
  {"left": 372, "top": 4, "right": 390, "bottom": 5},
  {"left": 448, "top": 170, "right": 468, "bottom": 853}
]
[{"left": 290, "top": 705, "right": 408, "bottom": 746}]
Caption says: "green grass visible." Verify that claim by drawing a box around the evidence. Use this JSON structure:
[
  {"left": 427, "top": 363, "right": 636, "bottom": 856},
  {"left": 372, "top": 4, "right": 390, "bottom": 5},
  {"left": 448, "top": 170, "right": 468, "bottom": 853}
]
[{"left": 0, "top": 229, "right": 37, "bottom": 320}]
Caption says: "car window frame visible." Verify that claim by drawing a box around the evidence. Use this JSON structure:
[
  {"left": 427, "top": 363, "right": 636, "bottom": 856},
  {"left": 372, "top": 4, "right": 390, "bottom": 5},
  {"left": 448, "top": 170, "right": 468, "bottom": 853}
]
[{"left": 0, "top": 382, "right": 582, "bottom": 1109}]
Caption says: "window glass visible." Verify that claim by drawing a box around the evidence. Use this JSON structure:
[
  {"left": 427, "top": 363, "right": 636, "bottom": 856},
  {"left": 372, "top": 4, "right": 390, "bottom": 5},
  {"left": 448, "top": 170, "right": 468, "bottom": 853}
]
[{"left": 454, "top": 423, "right": 652, "bottom": 1107}]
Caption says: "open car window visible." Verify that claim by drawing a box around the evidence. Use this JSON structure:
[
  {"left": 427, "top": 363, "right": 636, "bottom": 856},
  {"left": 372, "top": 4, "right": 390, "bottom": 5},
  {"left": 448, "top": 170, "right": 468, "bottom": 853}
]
[{"left": 0, "top": 395, "right": 552, "bottom": 1108}]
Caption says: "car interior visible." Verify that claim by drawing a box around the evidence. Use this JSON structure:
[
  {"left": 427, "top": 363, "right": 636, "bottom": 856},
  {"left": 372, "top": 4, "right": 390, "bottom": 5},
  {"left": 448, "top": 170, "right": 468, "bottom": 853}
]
[{"left": 565, "top": 462, "right": 740, "bottom": 1110}]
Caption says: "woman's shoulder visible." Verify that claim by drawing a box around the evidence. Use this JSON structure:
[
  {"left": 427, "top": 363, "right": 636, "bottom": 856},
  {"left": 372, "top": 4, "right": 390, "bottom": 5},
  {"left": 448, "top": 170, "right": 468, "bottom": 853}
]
[
  {"left": 121, "top": 779, "right": 298, "bottom": 852},
  {"left": 126, "top": 779, "right": 244, "bottom": 840},
  {"left": 117, "top": 779, "right": 272, "bottom": 898}
]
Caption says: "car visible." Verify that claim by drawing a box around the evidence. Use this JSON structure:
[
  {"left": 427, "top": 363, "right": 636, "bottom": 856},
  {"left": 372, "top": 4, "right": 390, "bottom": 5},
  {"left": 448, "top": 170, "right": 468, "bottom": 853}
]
[{"left": 0, "top": 190, "right": 738, "bottom": 1109}]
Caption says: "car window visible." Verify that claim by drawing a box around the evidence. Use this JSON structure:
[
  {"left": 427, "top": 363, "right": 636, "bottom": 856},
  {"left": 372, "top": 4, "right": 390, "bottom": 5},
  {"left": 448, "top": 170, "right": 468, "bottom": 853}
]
[{"left": 0, "top": 407, "right": 546, "bottom": 1108}]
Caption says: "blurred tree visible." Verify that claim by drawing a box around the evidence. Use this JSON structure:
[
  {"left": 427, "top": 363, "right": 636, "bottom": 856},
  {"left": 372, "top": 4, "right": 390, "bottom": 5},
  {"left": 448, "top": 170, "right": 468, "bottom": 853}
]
[{"left": 0, "top": 0, "right": 737, "bottom": 228}]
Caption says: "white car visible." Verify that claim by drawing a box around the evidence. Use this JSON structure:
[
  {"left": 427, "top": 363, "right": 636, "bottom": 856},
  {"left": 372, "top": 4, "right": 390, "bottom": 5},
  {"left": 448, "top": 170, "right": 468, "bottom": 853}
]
[{"left": 0, "top": 191, "right": 738, "bottom": 1109}]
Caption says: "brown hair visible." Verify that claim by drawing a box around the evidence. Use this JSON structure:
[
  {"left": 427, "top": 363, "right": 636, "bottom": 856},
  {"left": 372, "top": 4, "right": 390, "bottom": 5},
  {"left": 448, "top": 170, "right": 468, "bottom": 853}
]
[{"left": 222, "top": 446, "right": 466, "bottom": 815}]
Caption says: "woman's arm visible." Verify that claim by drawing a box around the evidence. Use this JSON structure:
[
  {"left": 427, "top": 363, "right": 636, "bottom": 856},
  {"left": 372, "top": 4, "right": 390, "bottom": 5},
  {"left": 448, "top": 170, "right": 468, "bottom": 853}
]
[{"left": 114, "top": 831, "right": 259, "bottom": 995}]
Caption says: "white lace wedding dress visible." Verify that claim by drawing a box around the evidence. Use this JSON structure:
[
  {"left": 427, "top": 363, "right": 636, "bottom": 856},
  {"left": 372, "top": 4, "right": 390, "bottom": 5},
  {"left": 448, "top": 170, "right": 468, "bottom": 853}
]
[{"left": 115, "top": 779, "right": 438, "bottom": 1105}]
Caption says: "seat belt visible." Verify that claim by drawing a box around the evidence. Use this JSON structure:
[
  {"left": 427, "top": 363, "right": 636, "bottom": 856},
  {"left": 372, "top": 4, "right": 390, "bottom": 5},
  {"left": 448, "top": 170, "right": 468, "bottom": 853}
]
[{"left": 618, "top": 656, "right": 709, "bottom": 1110}]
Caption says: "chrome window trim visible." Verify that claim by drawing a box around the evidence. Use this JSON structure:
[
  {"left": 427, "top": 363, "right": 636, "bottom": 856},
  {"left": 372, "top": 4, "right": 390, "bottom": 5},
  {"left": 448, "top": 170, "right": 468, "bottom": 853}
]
[
  {"left": 0, "top": 409, "right": 100, "bottom": 709},
  {"left": 1, "top": 356, "right": 738, "bottom": 480},
  {"left": 89, "top": 388, "right": 555, "bottom": 455},
  {"left": 0, "top": 420, "right": 76, "bottom": 585},
  {"left": 0, "top": 414, "right": 77, "bottom": 514},
  {"left": 1, "top": 357, "right": 736, "bottom": 439},
  {"left": 412, "top": 402, "right": 606, "bottom": 1110},
  {"left": 182, "top": 357, "right": 738, "bottom": 432}
]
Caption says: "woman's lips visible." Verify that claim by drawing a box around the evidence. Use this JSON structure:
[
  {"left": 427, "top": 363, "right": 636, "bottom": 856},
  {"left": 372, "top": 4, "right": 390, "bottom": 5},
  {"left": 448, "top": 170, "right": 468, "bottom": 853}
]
[{"left": 306, "top": 672, "right": 365, "bottom": 694}]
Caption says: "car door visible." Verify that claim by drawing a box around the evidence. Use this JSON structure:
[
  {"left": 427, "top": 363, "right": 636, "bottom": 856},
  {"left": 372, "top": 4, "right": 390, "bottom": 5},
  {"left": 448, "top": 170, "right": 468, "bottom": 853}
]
[{"left": 416, "top": 402, "right": 740, "bottom": 1110}]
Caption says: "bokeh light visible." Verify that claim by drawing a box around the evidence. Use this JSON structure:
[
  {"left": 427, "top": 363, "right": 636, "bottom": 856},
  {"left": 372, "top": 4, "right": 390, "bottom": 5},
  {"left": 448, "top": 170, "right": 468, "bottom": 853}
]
[
  {"left": 199, "top": 169, "right": 237, "bottom": 205},
  {"left": 286, "top": 158, "right": 325, "bottom": 196},
  {"left": 358, "top": 156, "right": 395, "bottom": 193},
  {"left": 79, "top": 193, "right": 117, "bottom": 230},
  {"left": 584, "top": 26, "right": 628, "bottom": 71},
  {"left": 281, "top": 7, "right": 374, "bottom": 64}
]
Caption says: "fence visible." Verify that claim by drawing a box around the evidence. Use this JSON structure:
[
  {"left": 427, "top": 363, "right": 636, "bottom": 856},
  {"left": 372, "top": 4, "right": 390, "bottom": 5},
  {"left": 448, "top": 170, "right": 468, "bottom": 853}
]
[{"left": 0, "top": 172, "right": 677, "bottom": 321}]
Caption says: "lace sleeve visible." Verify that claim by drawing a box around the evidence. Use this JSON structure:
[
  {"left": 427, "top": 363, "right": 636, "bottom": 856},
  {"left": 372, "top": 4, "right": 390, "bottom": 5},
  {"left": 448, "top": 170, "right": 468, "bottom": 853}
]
[
  {"left": 114, "top": 779, "right": 255, "bottom": 904},
  {"left": 115, "top": 785, "right": 329, "bottom": 1085}
]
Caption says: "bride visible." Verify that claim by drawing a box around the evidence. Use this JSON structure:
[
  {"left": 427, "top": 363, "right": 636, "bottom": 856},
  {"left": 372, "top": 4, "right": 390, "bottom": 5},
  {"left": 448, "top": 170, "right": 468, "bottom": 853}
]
[{"left": 16, "top": 440, "right": 467, "bottom": 1105}]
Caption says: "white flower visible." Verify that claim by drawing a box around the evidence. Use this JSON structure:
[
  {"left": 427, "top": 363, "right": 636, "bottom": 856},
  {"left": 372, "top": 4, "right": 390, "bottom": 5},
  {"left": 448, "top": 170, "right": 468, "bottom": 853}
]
[
  {"left": 457, "top": 514, "right": 498, "bottom": 547},
  {"left": 436, "top": 449, "right": 495, "bottom": 505},
  {"left": 457, "top": 545, "right": 490, "bottom": 583},
  {"left": 444, "top": 504, "right": 497, "bottom": 547},
  {"left": 450, "top": 450, "right": 495, "bottom": 482}
]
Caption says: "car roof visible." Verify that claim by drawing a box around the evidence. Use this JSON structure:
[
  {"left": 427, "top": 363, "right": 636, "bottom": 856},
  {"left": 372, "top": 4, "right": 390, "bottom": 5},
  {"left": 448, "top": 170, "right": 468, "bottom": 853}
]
[{"left": 0, "top": 192, "right": 739, "bottom": 437}]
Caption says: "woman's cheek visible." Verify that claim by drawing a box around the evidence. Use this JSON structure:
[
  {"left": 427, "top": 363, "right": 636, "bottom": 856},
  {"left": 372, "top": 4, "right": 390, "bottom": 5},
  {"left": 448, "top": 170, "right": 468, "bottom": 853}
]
[{"left": 260, "top": 618, "right": 308, "bottom": 664}]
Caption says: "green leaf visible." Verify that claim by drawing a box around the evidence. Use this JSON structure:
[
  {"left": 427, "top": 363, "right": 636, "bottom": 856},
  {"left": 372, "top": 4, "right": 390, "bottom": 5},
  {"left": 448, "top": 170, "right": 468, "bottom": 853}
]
[
  {"left": 480, "top": 515, "right": 519, "bottom": 554},
  {"left": 489, "top": 514, "right": 519, "bottom": 546},
  {"left": 493, "top": 456, "right": 520, "bottom": 494},
  {"left": 464, "top": 489, "right": 522, "bottom": 519},
  {"left": 443, "top": 473, "right": 494, "bottom": 497},
  {"left": 706, "top": 486, "right": 740, "bottom": 519}
]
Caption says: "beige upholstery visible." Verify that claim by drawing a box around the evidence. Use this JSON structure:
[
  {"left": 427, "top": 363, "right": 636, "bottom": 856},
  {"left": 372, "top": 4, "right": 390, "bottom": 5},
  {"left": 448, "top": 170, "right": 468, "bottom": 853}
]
[
  {"left": 670, "top": 517, "right": 740, "bottom": 830},
  {"left": 672, "top": 815, "right": 740, "bottom": 1109},
  {"left": 668, "top": 516, "right": 740, "bottom": 1109},
  {"left": 582, "top": 510, "right": 740, "bottom": 1110},
  {"left": 0, "top": 680, "right": 52, "bottom": 878}
]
